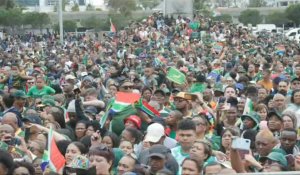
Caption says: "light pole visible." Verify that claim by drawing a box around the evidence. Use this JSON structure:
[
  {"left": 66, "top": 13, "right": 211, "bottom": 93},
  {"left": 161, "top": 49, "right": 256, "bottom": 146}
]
[
  {"left": 163, "top": 0, "right": 166, "bottom": 16},
  {"left": 58, "top": 0, "right": 63, "bottom": 45}
]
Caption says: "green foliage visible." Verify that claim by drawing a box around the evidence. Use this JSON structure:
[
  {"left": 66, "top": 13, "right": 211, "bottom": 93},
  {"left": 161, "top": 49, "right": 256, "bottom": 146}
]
[
  {"left": 285, "top": 4, "right": 300, "bottom": 25},
  {"left": 0, "top": 8, "right": 51, "bottom": 30},
  {"left": 54, "top": 20, "right": 77, "bottom": 32},
  {"left": 266, "top": 11, "right": 288, "bottom": 26},
  {"left": 0, "top": 8, "right": 23, "bottom": 27},
  {"left": 81, "top": 16, "right": 103, "bottom": 30},
  {"left": 193, "top": 0, "right": 211, "bottom": 17},
  {"left": 239, "top": 9, "right": 263, "bottom": 25},
  {"left": 23, "top": 12, "right": 50, "bottom": 29},
  {"left": 105, "top": 0, "right": 137, "bottom": 16},
  {"left": 0, "top": 0, "right": 15, "bottom": 9},
  {"left": 71, "top": 3, "right": 79, "bottom": 11},
  {"left": 248, "top": 0, "right": 266, "bottom": 7},
  {"left": 213, "top": 14, "right": 232, "bottom": 23}
]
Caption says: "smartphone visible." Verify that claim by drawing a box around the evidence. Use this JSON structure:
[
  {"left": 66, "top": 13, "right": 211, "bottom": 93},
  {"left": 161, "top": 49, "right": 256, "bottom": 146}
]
[
  {"left": 231, "top": 137, "right": 251, "bottom": 151},
  {"left": 222, "top": 102, "right": 231, "bottom": 111},
  {"left": 217, "top": 97, "right": 226, "bottom": 110}
]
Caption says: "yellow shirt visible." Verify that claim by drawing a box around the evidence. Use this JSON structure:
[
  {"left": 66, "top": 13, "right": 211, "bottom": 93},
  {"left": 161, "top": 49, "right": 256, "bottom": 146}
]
[{"left": 257, "top": 80, "right": 273, "bottom": 92}]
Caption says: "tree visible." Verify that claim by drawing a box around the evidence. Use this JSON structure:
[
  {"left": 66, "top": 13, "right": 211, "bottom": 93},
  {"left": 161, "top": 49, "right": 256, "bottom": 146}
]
[
  {"left": 248, "top": 0, "right": 266, "bottom": 7},
  {"left": 266, "top": 11, "right": 288, "bottom": 26},
  {"left": 3, "top": 8, "right": 23, "bottom": 28},
  {"left": 54, "top": 20, "right": 77, "bottom": 32},
  {"left": 23, "top": 12, "right": 51, "bottom": 30},
  {"left": 0, "top": 0, "right": 15, "bottom": 9},
  {"left": 71, "top": 3, "right": 79, "bottom": 11},
  {"left": 239, "top": 9, "right": 262, "bottom": 25},
  {"left": 81, "top": 16, "right": 103, "bottom": 29},
  {"left": 105, "top": 0, "right": 137, "bottom": 16},
  {"left": 285, "top": 4, "right": 300, "bottom": 25},
  {"left": 213, "top": 14, "right": 232, "bottom": 23},
  {"left": 193, "top": 0, "right": 211, "bottom": 16}
]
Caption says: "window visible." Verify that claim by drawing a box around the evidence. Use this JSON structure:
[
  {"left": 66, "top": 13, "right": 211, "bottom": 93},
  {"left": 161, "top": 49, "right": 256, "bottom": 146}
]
[
  {"left": 47, "top": 0, "right": 57, "bottom": 6},
  {"left": 289, "top": 32, "right": 296, "bottom": 36},
  {"left": 15, "top": 0, "right": 39, "bottom": 6}
]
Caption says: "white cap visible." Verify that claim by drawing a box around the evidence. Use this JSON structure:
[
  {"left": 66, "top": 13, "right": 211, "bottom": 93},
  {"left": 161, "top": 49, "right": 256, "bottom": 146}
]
[
  {"left": 144, "top": 123, "right": 165, "bottom": 143},
  {"left": 65, "top": 74, "right": 76, "bottom": 80},
  {"left": 81, "top": 72, "right": 88, "bottom": 77}
]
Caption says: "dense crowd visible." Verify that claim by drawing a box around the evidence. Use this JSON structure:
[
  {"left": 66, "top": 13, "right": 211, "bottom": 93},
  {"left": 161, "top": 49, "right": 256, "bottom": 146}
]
[{"left": 0, "top": 12, "right": 300, "bottom": 175}]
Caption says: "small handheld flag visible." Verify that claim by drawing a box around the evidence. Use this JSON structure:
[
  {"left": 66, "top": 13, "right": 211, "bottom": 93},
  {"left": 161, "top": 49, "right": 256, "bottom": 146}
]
[{"left": 110, "top": 19, "right": 116, "bottom": 33}]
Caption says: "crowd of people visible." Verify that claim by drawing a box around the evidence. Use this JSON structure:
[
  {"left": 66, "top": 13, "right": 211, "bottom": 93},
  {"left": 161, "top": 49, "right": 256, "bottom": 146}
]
[{"left": 0, "top": 11, "right": 300, "bottom": 175}]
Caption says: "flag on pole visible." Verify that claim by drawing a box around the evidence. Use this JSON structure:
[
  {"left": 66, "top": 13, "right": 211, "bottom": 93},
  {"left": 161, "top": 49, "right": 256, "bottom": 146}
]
[
  {"left": 41, "top": 150, "right": 49, "bottom": 172},
  {"left": 42, "top": 127, "right": 65, "bottom": 173},
  {"left": 110, "top": 92, "right": 141, "bottom": 113},
  {"left": 134, "top": 98, "right": 160, "bottom": 118},
  {"left": 100, "top": 92, "right": 140, "bottom": 135},
  {"left": 110, "top": 19, "right": 116, "bottom": 33},
  {"left": 276, "top": 44, "right": 285, "bottom": 56}
]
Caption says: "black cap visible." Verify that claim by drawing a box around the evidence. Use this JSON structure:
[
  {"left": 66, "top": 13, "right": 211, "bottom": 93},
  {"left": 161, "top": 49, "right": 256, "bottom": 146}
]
[
  {"left": 154, "top": 89, "right": 166, "bottom": 97},
  {"left": 267, "top": 110, "right": 283, "bottom": 121},
  {"left": 22, "top": 115, "right": 42, "bottom": 125}
]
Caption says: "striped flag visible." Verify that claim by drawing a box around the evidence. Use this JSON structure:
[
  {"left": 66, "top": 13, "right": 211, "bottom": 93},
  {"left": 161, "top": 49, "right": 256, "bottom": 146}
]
[
  {"left": 243, "top": 98, "right": 254, "bottom": 115},
  {"left": 41, "top": 150, "right": 49, "bottom": 172},
  {"left": 41, "top": 127, "right": 65, "bottom": 173},
  {"left": 111, "top": 92, "right": 141, "bottom": 113},
  {"left": 110, "top": 19, "right": 116, "bottom": 33},
  {"left": 276, "top": 45, "right": 285, "bottom": 56},
  {"left": 100, "top": 92, "right": 141, "bottom": 134},
  {"left": 134, "top": 98, "right": 160, "bottom": 118}
]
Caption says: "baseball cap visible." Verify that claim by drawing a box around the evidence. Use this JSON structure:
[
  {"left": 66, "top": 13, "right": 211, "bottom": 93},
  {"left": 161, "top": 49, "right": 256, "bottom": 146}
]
[
  {"left": 12, "top": 90, "right": 27, "bottom": 99},
  {"left": 259, "top": 152, "right": 287, "bottom": 168},
  {"left": 154, "top": 89, "right": 166, "bottom": 97},
  {"left": 22, "top": 115, "right": 42, "bottom": 125},
  {"left": 267, "top": 110, "right": 283, "bottom": 121},
  {"left": 174, "top": 92, "right": 196, "bottom": 100},
  {"left": 144, "top": 123, "right": 165, "bottom": 143},
  {"left": 214, "top": 83, "right": 224, "bottom": 93},
  {"left": 65, "top": 74, "right": 76, "bottom": 80},
  {"left": 37, "top": 98, "right": 56, "bottom": 107},
  {"left": 83, "top": 76, "right": 93, "bottom": 82},
  {"left": 291, "top": 76, "right": 300, "bottom": 82},
  {"left": 84, "top": 106, "right": 98, "bottom": 116},
  {"left": 149, "top": 145, "right": 170, "bottom": 156},
  {"left": 124, "top": 115, "right": 142, "bottom": 129},
  {"left": 149, "top": 152, "right": 166, "bottom": 159}
]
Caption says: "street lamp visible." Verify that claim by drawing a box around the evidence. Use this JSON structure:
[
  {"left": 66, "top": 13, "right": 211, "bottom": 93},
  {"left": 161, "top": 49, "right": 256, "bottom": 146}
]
[{"left": 58, "top": 0, "right": 63, "bottom": 45}]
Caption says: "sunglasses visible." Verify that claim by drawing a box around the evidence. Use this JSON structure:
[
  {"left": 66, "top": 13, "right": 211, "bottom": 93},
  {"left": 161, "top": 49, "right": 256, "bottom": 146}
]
[{"left": 174, "top": 98, "right": 186, "bottom": 102}]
